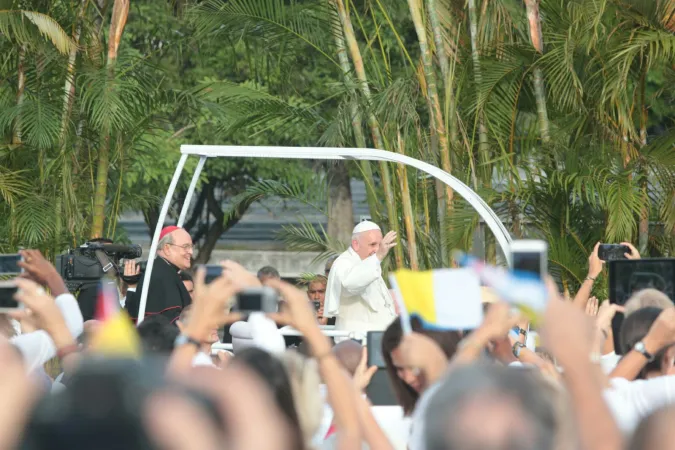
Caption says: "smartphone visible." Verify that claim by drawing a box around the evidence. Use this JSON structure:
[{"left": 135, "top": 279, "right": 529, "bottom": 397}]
[
  {"left": 236, "top": 287, "right": 278, "bottom": 313},
  {"left": 312, "top": 301, "right": 321, "bottom": 312},
  {"left": 0, "top": 254, "right": 23, "bottom": 274},
  {"left": 598, "top": 244, "right": 630, "bottom": 262},
  {"left": 0, "top": 281, "right": 21, "bottom": 312},
  {"left": 366, "top": 331, "right": 386, "bottom": 368},
  {"left": 509, "top": 240, "right": 548, "bottom": 279}
]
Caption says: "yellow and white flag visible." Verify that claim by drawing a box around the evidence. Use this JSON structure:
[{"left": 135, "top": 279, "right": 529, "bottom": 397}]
[{"left": 390, "top": 268, "right": 483, "bottom": 331}]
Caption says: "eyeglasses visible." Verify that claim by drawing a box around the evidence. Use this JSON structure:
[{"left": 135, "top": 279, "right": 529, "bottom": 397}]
[{"left": 167, "top": 243, "right": 194, "bottom": 251}]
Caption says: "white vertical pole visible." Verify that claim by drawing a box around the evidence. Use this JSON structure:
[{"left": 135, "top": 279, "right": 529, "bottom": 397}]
[
  {"left": 137, "top": 153, "right": 189, "bottom": 324},
  {"left": 177, "top": 156, "right": 207, "bottom": 227}
]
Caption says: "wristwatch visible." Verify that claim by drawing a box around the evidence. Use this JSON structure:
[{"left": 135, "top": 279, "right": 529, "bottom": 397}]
[
  {"left": 174, "top": 334, "right": 201, "bottom": 349},
  {"left": 512, "top": 342, "right": 526, "bottom": 358},
  {"left": 513, "top": 326, "right": 527, "bottom": 337},
  {"left": 633, "top": 341, "right": 655, "bottom": 362}
]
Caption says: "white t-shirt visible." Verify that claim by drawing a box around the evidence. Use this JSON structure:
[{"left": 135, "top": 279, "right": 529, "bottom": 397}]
[{"left": 604, "top": 375, "right": 675, "bottom": 435}]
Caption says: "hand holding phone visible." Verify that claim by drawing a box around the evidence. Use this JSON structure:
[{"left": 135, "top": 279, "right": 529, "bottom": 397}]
[
  {"left": 0, "top": 281, "right": 20, "bottom": 312},
  {"left": 598, "top": 244, "right": 630, "bottom": 262},
  {"left": 236, "top": 287, "right": 278, "bottom": 313},
  {"left": 0, "top": 254, "right": 22, "bottom": 275},
  {"left": 509, "top": 240, "right": 548, "bottom": 279}
]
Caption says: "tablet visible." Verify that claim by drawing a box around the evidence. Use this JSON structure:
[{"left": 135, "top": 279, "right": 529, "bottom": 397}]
[{"left": 609, "top": 258, "right": 675, "bottom": 353}]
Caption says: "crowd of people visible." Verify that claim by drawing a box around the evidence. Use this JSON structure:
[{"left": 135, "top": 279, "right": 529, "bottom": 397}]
[{"left": 0, "top": 222, "right": 674, "bottom": 450}]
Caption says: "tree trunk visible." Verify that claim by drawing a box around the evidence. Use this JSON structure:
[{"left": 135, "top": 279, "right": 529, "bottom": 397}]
[
  {"left": 524, "top": 0, "right": 550, "bottom": 143},
  {"left": 56, "top": 0, "right": 88, "bottom": 253},
  {"left": 13, "top": 46, "right": 26, "bottom": 144},
  {"left": 332, "top": 15, "right": 380, "bottom": 224},
  {"left": 468, "top": 0, "right": 489, "bottom": 159},
  {"left": 327, "top": 162, "right": 354, "bottom": 245},
  {"left": 395, "top": 133, "right": 418, "bottom": 269},
  {"left": 334, "top": 0, "right": 403, "bottom": 267},
  {"left": 90, "top": 0, "right": 129, "bottom": 238},
  {"left": 638, "top": 68, "right": 649, "bottom": 254},
  {"left": 408, "top": 0, "right": 454, "bottom": 266}
]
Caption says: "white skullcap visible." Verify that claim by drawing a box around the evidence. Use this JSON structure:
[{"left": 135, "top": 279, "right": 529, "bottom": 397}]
[{"left": 352, "top": 220, "right": 381, "bottom": 234}]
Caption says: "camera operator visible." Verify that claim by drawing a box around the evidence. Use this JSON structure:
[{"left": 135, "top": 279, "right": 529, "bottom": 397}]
[{"left": 125, "top": 226, "right": 193, "bottom": 324}]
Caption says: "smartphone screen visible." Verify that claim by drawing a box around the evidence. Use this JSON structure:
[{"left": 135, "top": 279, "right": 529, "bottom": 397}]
[
  {"left": 236, "top": 291, "right": 262, "bottom": 312},
  {"left": 0, "top": 254, "right": 22, "bottom": 274},
  {"left": 512, "top": 251, "right": 543, "bottom": 278},
  {"left": 0, "top": 284, "right": 19, "bottom": 310}
]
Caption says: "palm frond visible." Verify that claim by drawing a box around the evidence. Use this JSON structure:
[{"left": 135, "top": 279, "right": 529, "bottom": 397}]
[
  {"left": 277, "top": 221, "right": 346, "bottom": 265},
  {"left": 0, "top": 10, "right": 76, "bottom": 54}
]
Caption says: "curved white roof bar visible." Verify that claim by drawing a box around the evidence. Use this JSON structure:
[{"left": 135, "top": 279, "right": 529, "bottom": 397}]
[{"left": 137, "top": 146, "right": 512, "bottom": 323}]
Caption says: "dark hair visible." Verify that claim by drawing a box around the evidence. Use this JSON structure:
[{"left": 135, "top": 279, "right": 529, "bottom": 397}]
[
  {"left": 620, "top": 307, "right": 666, "bottom": 379},
  {"left": 257, "top": 266, "right": 280, "bottom": 281},
  {"left": 137, "top": 316, "right": 179, "bottom": 355},
  {"left": 381, "top": 317, "right": 461, "bottom": 415},
  {"left": 232, "top": 348, "right": 304, "bottom": 450}
]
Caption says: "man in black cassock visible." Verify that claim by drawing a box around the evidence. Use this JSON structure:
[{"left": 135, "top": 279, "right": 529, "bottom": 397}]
[{"left": 125, "top": 226, "right": 193, "bottom": 324}]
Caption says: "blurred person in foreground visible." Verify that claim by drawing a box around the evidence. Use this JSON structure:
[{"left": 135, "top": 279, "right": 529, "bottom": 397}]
[
  {"left": 176, "top": 305, "right": 222, "bottom": 367},
  {"left": 324, "top": 221, "right": 397, "bottom": 332},
  {"left": 125, "top": 226, "right": 193, "bottom": 324},
  {"left": 424, "top": 364, "right": 558, "bottom": 450}
]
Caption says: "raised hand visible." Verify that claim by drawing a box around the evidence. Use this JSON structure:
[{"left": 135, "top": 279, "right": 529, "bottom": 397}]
[
  {"left": 376, "top": 230, "right": 397, "bottom": 261},
  {"left": 596, "top": 301, "right": 624, "bottom": 335},
  {"left": 18, "top": 249, "right": 67, "bottom": 296},
  {"left": 643, "top": 308, "right": 675, "bottom": 354},
  {"left": 352, "top": 347, "right": 378, "bottom": 392},
  {"left": 221, "top": 260, "right": 262, "bottom": 288},
  {"left": 123, "top": 260, "right": 140, "bottom": 287},
  {"left": 11, "top": 278, "right": 66, "bottom": 336},
  {"left": 185, "top": 264, "right": 243, "bottom": 342},
  {"left": 264, "top": 279, "right": 318, "bottom": 336},
  {"left": 621, "top": 242, "right": 641, "bottom": 260},
  {"left": 585, "top": 297, "right": 599, "bottom": 317},
  {"left": 588, "top": 242, "right": 605, "bottom": 279}
]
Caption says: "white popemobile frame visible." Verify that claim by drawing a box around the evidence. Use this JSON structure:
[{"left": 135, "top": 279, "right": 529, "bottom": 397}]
[{"left": 137, "top": 145, "right": 513, "bottom": 324}]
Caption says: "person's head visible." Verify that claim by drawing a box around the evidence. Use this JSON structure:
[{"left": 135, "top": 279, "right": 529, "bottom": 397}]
[
  {"left": 307, "top": 275, "right": 327, "bottom": 304},
  {"left": 180, "top": 271, "right": 194, "bottom": 299},
  {"left": 324, "top": 255, "right": 338, "bottom": 277},
  {"left": 620, "top": 307, "right": 675, "bottom": 379},
  {"left": 280, "top": 350, "right": 323, "bottom": 447},
  {"left": 137, "top": 315, "right": 179, "bottom": 356},
  {"left": 257, "top": 266, "right": 280, "bottom": 285},
  {"left": 382, "top": 317, "right": 462, "bottom": 414},
  {"left": 424, "top": 364, "right": 557, "bottom": 450},
  {"left": 157, "top": 226, "right": 193, "bottom": 271},
  {"left": 177, "top": 305, "right": 219, "bottom": 344},
  {"left": 231, "top": 348, "right": 304, "bottom": 450},
  {"left": 624, "top": 289, "right": 673, "bottom": 318},
  {"left": 351, "top": 221, "right": 383, "bottom": 260},
  {"left": 629, "top": 406, "right": 675, "bottom": 450},
  {"left": 332, "top": 339, "right": 363, "bottom": 376}
]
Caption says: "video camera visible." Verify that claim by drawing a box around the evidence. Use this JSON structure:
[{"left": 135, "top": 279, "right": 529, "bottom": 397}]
[{"left": 55, "top": 241, "right": 142, "bottom": 292}]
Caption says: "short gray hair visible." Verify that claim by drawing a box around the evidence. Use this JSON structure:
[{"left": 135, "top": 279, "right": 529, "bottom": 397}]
[
  {"left": 424, "top": 364, "right": 557, "bottom": 450},
  {"left": 157, "top": 233, "right": 174, "bottom": 252}
]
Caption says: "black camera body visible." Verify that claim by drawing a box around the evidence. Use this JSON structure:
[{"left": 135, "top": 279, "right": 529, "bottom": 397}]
[{"left": 56, "top": 242, "right": 142, "bottom": 290}]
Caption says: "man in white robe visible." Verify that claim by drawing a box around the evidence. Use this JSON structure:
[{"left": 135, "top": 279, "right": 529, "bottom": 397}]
[{"left": 324, "top": 221, "right": 397, "bottom": 332}]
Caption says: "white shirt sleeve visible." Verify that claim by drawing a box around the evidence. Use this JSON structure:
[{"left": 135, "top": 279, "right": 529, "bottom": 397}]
[
  {"left": 341, "top": 255, "right": 382, "bottom": 295},
  {"left": 604, "top": 375, "right": 675, "bottom": 435},
  {"left": 600, "top": 352, "right": 621, "bottom": 374},
  {"left": 11, "top": 293, "right": 84, "bottom": 373}
]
